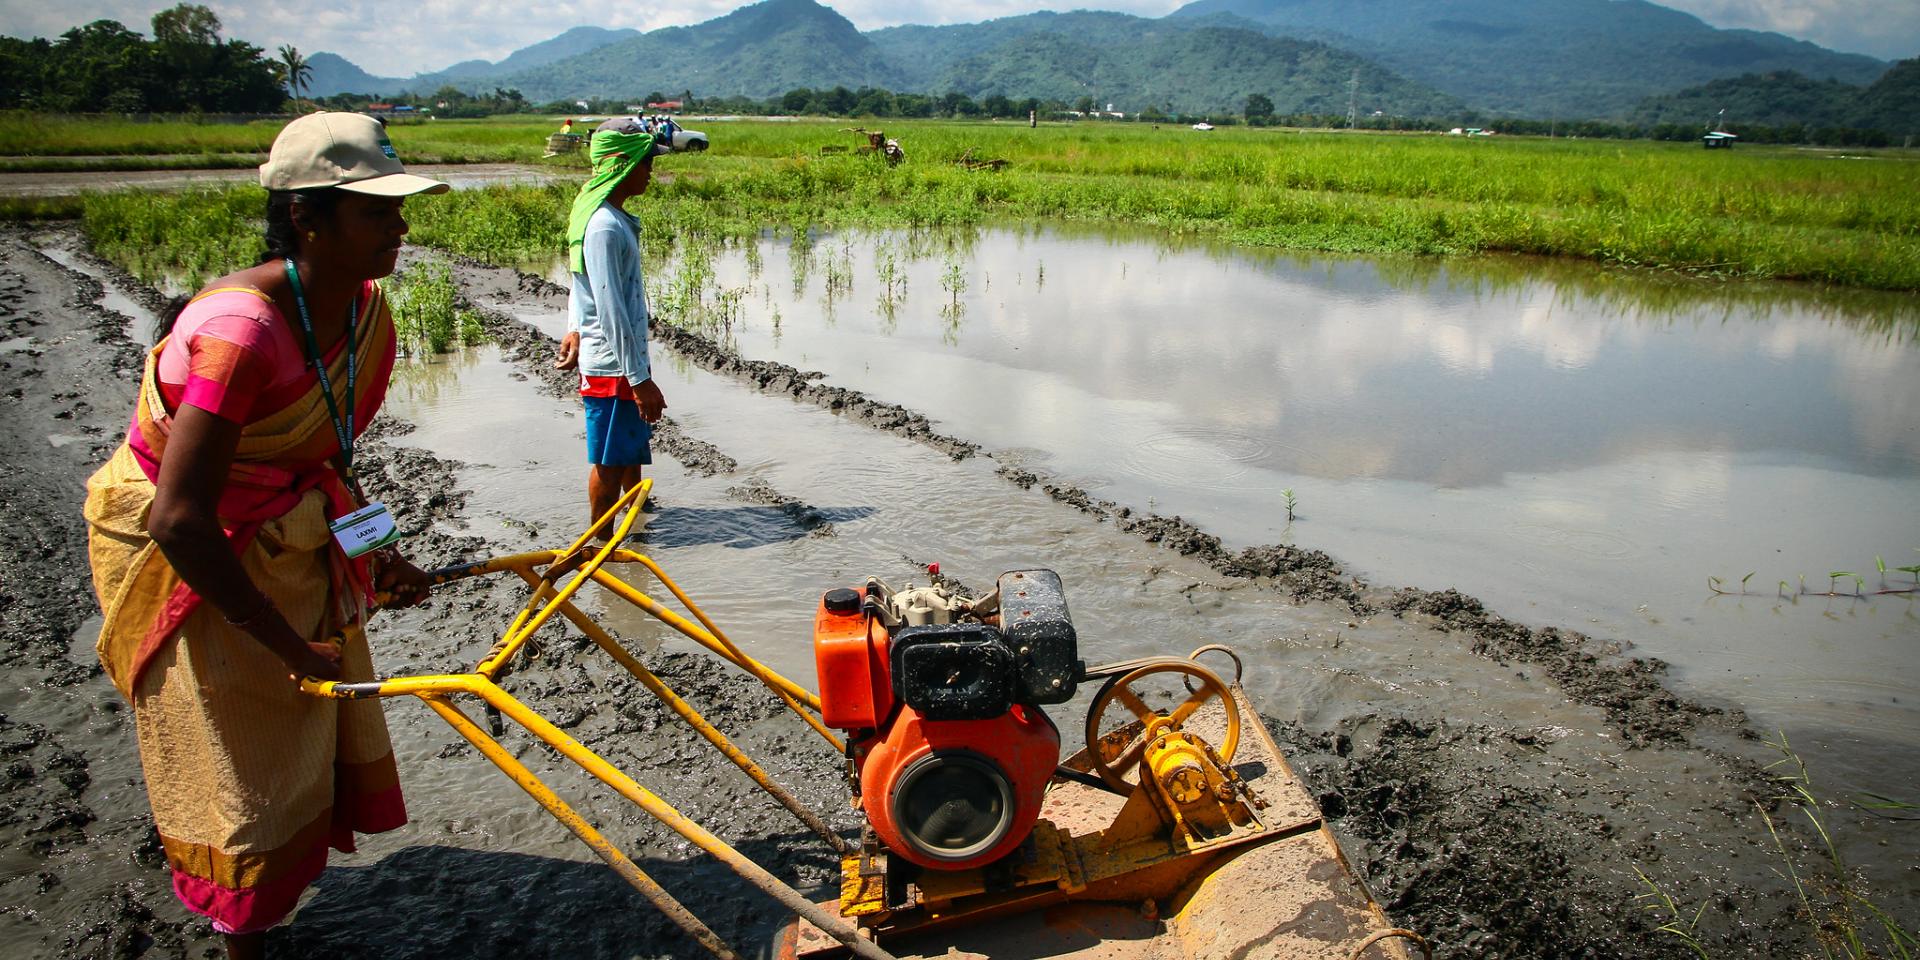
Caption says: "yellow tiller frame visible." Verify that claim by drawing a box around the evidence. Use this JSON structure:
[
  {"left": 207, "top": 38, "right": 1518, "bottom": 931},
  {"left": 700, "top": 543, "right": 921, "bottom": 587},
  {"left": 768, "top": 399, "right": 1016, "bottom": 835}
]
[{"left": 300, "top": 479, "right": 896, "bottom": 960}]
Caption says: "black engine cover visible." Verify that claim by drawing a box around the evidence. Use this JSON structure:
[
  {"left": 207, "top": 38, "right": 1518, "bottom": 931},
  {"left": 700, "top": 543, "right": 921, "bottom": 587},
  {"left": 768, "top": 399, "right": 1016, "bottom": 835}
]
[
  {"left": 890, "top": 624, "right": 1014, "bottom": 721},
  {"left": 997, "top": 569, "right": 1079, "bottom": 705}
]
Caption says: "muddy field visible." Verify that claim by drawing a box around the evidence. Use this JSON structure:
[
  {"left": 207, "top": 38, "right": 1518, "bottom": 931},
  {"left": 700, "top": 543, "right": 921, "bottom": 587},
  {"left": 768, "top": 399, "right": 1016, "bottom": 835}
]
[{"left": 0, "top": 224, "right": 1876, "bottom": 959}]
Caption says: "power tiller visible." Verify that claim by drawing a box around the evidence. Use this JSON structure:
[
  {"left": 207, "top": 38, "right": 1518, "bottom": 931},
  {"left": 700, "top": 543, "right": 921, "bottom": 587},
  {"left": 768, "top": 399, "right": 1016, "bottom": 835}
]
[{"left": 302, "top": 479, "right": 1428, "bottom": 960}]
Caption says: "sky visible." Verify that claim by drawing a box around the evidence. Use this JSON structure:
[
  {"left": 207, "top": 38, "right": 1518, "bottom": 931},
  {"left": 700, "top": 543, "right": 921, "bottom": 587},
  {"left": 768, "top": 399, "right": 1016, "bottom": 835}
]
[{"left": 1, "top": 0, "right": 1915, "bottom": 77}]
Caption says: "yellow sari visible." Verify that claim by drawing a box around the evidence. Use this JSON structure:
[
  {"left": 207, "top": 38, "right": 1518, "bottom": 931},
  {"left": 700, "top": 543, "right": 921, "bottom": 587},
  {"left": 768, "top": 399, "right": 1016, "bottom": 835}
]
[{"left": 83, "top": 282, "right": 405, "bottom": 934}]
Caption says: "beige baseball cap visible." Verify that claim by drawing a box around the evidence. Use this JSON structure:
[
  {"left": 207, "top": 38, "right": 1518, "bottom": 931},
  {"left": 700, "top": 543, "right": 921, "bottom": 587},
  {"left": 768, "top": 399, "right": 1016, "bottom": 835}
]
[{"left": 259, "top": 112, "right": 449, "bottom": 196}]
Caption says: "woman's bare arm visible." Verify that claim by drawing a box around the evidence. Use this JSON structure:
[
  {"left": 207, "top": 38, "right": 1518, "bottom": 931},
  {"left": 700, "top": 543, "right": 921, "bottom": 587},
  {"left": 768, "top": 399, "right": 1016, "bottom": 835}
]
[{"left": 147, "top": 404, "right": 342, "bottom": 680}]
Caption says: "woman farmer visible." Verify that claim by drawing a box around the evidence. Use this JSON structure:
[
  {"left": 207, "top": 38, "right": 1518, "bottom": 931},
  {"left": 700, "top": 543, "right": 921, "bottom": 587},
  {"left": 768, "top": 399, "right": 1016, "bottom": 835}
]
[{"left": 83, "top": 112, "right": 447, "bottom": 959}]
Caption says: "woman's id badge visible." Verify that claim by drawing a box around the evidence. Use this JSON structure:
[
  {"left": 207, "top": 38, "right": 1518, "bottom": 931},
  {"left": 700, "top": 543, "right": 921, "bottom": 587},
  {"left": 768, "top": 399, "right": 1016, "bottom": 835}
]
[{"left": 330, "top": 502, "right": 403, "bottom": 558}]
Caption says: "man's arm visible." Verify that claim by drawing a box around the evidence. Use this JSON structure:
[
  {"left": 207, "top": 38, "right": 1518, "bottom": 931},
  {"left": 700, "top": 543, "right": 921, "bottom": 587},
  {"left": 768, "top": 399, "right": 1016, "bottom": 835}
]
[{"left": 556, "top": 250, "right": 584, "bottom": 370}]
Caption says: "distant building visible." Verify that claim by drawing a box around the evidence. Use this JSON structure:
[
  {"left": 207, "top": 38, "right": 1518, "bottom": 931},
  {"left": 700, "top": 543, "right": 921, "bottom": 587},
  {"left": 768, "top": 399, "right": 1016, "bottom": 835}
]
[
  {"left": 1703, "top": 131, "right": 1738, "bottom": 149},
  {"left": 646, "top": 100, "right": 683, "bottom": 112}
]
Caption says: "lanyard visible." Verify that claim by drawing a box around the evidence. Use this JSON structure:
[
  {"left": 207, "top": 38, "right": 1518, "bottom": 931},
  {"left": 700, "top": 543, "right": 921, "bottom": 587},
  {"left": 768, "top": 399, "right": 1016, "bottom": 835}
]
[{"left": 284, "top": 259, "right": 361, "bottom": 488}]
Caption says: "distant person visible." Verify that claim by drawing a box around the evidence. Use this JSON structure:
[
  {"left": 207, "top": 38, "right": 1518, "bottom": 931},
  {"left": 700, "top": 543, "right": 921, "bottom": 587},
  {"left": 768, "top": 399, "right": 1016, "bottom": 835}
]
[
  {"left": 82, "top": 112, "right": 446, "bottom": 960},
  {"left": 554, "top": 117, "right": 672, "bottom": 529},
  {"left": 561, "top": 116, "right": 574, "bottom": 135}
]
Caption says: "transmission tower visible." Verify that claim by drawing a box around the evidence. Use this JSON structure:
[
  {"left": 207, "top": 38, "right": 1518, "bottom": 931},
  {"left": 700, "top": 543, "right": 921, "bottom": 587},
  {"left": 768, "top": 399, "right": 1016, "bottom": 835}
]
[{"left": 1347, "top": 69, "right": 1359, "bottom": 129}]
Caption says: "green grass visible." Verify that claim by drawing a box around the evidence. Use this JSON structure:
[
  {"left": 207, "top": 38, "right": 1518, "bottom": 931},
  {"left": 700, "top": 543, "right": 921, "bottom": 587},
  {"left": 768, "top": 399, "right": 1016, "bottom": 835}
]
[
  {"left": 0, "top": 112, "right": 591, "bottom": 166},
  {"left": 1637, "top": 736, "right": 1919, "bottom": 960},
  {"left": 26, "top": 116, "right": 1920, "bottom": 290},
  {"left": 77, "top": 188, "right": 264, "bottom": 291}
]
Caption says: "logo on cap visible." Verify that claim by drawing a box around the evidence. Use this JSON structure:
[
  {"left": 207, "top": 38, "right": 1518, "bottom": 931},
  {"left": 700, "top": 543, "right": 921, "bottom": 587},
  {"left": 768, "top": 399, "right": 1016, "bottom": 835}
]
[{"left": 378, "top": 137, "right": 398, "bottom": 160}]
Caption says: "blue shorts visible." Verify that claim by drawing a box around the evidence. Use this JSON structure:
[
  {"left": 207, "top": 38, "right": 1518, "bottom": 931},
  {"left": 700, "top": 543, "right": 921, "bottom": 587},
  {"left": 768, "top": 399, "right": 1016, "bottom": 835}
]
[{"left": 583, "top": 395, "right": 652, "bottom": 466}]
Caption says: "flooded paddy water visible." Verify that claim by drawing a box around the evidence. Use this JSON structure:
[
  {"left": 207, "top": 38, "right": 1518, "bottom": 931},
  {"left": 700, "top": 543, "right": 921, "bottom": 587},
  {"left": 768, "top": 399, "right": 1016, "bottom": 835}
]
[
  {"left": 570, "top": 223, "right": 1920, "bottom": 788},
  {"left": 3, "top": 216, "right": 1915, "bottom": 959}
]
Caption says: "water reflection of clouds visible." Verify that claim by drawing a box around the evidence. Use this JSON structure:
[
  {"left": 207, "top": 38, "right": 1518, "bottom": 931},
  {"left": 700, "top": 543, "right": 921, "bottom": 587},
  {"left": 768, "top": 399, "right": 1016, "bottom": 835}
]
[
  {"left": 684, "top": 227, "right": 1917, "bottom": 749},
  {"left": 1644, "top": 449, "right": 1735, "bottom": 518},
  {"left": 710, "top": 226, "right": 1919, "bottom": 488}
]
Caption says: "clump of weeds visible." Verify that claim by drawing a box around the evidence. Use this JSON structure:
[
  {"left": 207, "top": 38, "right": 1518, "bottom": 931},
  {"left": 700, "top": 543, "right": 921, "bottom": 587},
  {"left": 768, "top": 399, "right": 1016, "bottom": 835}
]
[{"left": 1635, "top": 735, "right": 1916, "bottom": 959}]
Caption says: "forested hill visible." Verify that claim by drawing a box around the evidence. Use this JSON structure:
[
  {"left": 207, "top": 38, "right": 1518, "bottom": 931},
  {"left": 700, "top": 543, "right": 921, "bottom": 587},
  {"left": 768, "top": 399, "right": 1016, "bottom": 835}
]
[
  {"left": 1169, "top": 0, "right": 1889, "bottom": 118},
  {"left": 494, "top": 0, "right": 895, "bottom": 103},
  {"left": 865, "top": 12, "right": 1459, "bottom": 117},
  {"left": 1632, "top": 58, "right": 1920, "bottom": 138},
  {"left": 407, "top": 27, "right": 642, "bottom": 93},
  {"left": 307, "top": 53, "right": 403, "bottom": 99}
]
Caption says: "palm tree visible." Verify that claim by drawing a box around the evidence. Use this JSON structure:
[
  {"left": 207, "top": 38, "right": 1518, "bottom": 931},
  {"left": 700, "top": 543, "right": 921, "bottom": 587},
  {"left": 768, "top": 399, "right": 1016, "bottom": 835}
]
[{"left": 277, "top": 45, "right": 311, "bottom": 106}]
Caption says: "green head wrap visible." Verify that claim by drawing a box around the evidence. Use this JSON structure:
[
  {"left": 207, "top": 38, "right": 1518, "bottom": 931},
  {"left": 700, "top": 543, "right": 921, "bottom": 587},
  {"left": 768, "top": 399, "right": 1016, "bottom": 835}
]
[{"left": 566, "top": 129, "right": 660, "bottom": 274}]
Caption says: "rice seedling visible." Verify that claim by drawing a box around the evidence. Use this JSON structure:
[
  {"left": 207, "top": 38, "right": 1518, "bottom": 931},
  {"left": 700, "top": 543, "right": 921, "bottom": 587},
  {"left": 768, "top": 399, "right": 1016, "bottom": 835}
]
[
  {"left": 743, "top": 239, "right": 764, "bottom": 280},
  {"left": 940, "top": 253, "right": 966, "bottom": 305},
  {"left": 875, "top": 245, "right": 905, "bottom": 299},
  {"left": 386, "top": 258, "right": 478, "bottom": 354},
  {"left": 787, "top": 231, "right": 815, "bottom": 297},
  {"left": 660, "top": 240, "right": 717, "bottom": 323},
  {"left": 1711, "top": 553, "right": 1917, "bottom": 600},
  {"left": 713, "top": 285, "right": 747, "bottom": 335},
  {"left": 821, "top": 241, "right": 854, "bottom": 301}
]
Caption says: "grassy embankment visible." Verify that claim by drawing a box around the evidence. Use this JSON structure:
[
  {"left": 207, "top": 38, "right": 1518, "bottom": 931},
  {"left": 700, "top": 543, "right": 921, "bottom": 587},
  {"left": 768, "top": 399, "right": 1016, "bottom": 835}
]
[
  {"left": 19, "top": 115, "right": 1920, "bottom": 290},
  {"left": 0, "top": 113, "right": 568, "bottom": 166}
]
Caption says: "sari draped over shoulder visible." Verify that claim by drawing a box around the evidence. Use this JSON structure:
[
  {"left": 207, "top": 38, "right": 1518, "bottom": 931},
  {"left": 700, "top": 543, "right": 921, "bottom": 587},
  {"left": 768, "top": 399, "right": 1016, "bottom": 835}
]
[{"left": 82, "top": 281, "right": 407, "bottom": 935}]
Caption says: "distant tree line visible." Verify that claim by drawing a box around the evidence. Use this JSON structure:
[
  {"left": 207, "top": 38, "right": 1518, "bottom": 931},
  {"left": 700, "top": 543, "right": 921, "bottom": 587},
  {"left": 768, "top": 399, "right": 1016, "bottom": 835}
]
[
  {"left": 654, "top": 85, "right": 1908, "bottom": 146},
  {"left": 510, "top": 87, "right": 1062, "bottom": 122},
  {"left": 310, "top": 86, "right": 531, "bottom": 120},
  {"left": 1237, "top": 94, "right": 1907, "bottom": 146},
  {"left": 0, "top": 4, "right": 284, "bottom": 113}
]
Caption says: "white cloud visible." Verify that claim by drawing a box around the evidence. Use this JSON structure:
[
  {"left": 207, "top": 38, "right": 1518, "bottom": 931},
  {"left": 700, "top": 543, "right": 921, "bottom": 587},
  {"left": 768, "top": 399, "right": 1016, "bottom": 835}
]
[
  {"left": 1657, "top": 0, "right": 1919, "bottom": 61},
  {"left": 0, "top": 0, "right": 1911, "bottom": 78}
]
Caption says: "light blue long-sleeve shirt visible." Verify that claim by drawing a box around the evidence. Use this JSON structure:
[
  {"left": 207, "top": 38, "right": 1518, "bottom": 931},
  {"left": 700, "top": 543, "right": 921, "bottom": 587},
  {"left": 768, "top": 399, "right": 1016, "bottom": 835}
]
[{"left": 567, "top": 203, "right": 651, "bottom": 386}]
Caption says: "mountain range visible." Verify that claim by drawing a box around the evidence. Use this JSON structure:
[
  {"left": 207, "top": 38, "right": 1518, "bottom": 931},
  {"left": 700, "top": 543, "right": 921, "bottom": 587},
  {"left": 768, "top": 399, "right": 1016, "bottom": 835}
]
[
  {"left": 1171, "top": 0, "right": 1887, "bottom": 117},
  {"left": 307, "top": 0, "right": 1901, "bottom": 121},
  {"left": 1632, "top": 58, "right": 1919, "bottom": 134}
]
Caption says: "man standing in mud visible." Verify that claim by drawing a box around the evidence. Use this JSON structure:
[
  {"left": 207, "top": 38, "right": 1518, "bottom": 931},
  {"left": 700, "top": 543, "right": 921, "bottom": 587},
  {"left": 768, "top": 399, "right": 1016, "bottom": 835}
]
[{"left": 556, "top": 118, "right": 671, "bottom": 526}]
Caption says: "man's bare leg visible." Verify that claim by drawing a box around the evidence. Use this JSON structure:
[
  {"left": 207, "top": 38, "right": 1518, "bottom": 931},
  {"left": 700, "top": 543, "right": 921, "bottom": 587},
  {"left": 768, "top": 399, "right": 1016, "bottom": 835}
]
[{"left": 587, "top": 464, "right": 645, "bottom": 531}]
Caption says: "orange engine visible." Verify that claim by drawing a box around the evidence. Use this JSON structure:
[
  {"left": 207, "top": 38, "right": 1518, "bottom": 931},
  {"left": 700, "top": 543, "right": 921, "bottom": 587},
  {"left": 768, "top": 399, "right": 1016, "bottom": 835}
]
[{"left": 811, "top": 571, "right": 1078, "bottom": 872}]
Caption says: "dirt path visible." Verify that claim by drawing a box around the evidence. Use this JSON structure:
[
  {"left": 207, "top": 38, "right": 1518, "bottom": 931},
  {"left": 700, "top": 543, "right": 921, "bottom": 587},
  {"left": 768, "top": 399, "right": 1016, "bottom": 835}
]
[{"left": 0, "top": 227, "right": 1852, "bottom": 959}]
